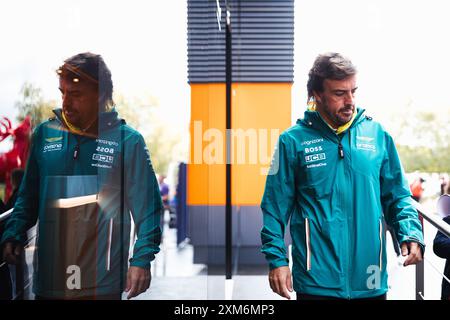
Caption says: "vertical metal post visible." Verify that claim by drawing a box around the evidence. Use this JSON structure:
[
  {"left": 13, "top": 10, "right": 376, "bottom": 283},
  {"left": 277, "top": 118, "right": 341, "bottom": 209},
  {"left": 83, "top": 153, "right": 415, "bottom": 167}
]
[
  {"left": 120, "top": 122, "right": 125, "bottom": 296},
  {"left": 416, "top": 260, "right": 425, "bottom": 300},
  {"left": 416, "top": 213, "right": 424, "bottom": 300},
  {"left": 15, "top": 252, "right": 25, "bottom": 300},
  {"left": 225, "top": 2, "right": 232, "bottom": 280}
]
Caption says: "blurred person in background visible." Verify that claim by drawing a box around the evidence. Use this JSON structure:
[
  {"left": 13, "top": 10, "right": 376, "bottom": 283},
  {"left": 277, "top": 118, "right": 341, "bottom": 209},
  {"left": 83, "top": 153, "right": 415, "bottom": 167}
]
[
  {"left": 433, "top": 200, "right": 450, "bottom": 300},
  {"left": 410, "top": 177, "right": 425, "bottom": 202},
  {"left": 4, "top": 169, "right": 24, "bottom": 211}
]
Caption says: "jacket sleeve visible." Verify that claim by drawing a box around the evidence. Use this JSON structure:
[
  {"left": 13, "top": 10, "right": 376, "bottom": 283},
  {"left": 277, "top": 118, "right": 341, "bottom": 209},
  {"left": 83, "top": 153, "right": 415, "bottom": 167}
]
[
  {"left": 433, "top": 216, "right": 450, "bottom": 259},
  {"left": 380, "top": 132, "right": 425, "bottom": 252},
  {"left": 125, "top": 135, "right": 163, "bottom": 269},
  {"left": 1, "top": 127, "right": 40, "bottom": 245},
  {"left": 260, "top": 133, "right": 297, "bottom": 270}
]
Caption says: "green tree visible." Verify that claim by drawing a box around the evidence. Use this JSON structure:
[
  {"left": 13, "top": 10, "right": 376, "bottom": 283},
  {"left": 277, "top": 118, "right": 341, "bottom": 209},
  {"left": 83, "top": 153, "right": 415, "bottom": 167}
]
[
  {"left": 145, "top": 125, "right": 186, "bottom": 176},
  {"left": 15, "top": 82, "right": 56, "bottom": 128},
  {"left": 394, "top": 108, "right": 450, "bottom": 173},
  {"left": 13, "top": 82, "right": 187, "bottom": 175},
  {"left": 113, "top": 93, "right": 188, "bottom": 175}
]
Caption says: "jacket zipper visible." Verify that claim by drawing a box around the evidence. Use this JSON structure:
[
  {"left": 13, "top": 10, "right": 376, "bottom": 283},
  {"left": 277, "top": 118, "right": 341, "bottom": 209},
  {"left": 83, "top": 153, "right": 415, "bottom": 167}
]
[
  {"left": 336, "top": 130, "right": 351, "bottom": 298},
  {"left": 73, "top": 143, "right": 80, "bottom": 159},
  {"left": 73, "top": 134, "right": 81, "bottom": 159},
  {"left": 335, "top": 131, "right": 349, "bottom": 297},
  {"left": 305, "top": 218, "right": 312, "bottom": 271},
  {"left": 312, "top": 112, "right": 364, "bottom": 298},
  {"left": 346, "top": 129, "right": 352, "bottom": 299},
  {"left": 338, "top": 141, "right": 344, "bottom": 159}
]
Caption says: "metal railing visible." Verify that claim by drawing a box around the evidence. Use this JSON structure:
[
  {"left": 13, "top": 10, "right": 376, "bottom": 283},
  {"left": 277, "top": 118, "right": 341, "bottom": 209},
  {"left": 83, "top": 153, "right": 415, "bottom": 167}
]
[
  {"left": 0, "top": 208, "right": 13, "bottom": 270},
  {"left": 414, "top": 200, "right": 450, "bottom": 237},
  {"left": 413, "top": 197, "right": 450, "bottom": 300},
  {"left": 0, "top": 208, "right": 13, "bottom": 223},
  {"left": 0, "top": 207, "right": 35, "bottom": 300}
]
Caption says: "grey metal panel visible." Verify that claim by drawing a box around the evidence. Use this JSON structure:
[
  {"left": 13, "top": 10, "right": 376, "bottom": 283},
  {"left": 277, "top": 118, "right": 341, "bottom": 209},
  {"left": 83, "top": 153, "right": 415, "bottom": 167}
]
[
  {"left": 190, "top": 45, "right": 294, "bottom": 50},
  {"left": 188, "top": 60, "right": 293, "bottom": 66},
  {"left": 187, "top": 78, "right": 293, "bottom": 83},
  {"left": 188, "top": 205, "right": 239, "bottom": 246},
  {"left": 189, "top": 34, "right": 294, "bottom": 40},
  {"left": 188, "top": 56, "right": 294, "bottom": 61},
  {"left": 189, "top": 39, "right": 293, "bottom": 45},
  {"left": 188, "top": 205, "right": 291, "bottom": 265},
  {"left": 192, "top": 66, "right": 293, "bottom": 72},
  {"left": 187, "top": 0, "right": 294, "bottom": 83},
  {"left": 238, "top": 206, "right": 291, "bottom": 246},
  {"left": 193, "top": 246, "right": 267, "bottom": 265}
]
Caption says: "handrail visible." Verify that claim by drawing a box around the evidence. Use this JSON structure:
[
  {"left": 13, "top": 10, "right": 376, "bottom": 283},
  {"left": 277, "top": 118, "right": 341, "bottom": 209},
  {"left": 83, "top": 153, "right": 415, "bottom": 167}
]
[
  {"left": 414, "top": 200, "right": 450, "bottom": 238},
  {"left": 0, "top": 207, "right": 26, "bottom": 299},
  {"left": 0, "top": 208, "right": 13, "bottom": 223},
  {"left": 0, "top": 209, "right": 13, "bottom": 269},
  {"left": 423, "top": 256, "right": 450, "bottom": 286}
]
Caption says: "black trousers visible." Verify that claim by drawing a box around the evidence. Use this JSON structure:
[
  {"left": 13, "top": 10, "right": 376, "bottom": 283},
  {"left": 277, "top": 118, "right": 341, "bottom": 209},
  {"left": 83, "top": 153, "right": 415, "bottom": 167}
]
[
  {"left": 0, "top": 264, "right": 12, "bottom": 300},
  {"left": 297, "top": 293, "right": 387, "bottom": 301}
]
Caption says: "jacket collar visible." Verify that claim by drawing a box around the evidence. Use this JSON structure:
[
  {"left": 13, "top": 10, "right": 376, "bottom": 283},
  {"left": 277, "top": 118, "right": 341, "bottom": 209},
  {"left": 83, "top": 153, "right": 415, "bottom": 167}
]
[
  {"left": 52, "top": 107, "right": 124, "bottom": 132},
  {"left": 297, "top": 107, "right": 366, "bottom": 139}
]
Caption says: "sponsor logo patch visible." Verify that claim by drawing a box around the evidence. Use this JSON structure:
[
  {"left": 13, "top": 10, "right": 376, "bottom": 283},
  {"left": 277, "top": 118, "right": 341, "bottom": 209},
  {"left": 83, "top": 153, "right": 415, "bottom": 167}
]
[
  {"left": 96, "top": 139, "right": 119, "bottom": 147},
  {"left": 307, "top": 162, "right": 327, "bottom": 169},
  {"left": 356, "top": 143, "right": 376, "bottom": 152},
  {"left": 305, "top": 153, "right": 326, "bottom": 163},
  {"left": 96, "top": 146, "right": 115, "bottom": 154},
  {"left": 304, "top": 145, "right": 323, "bottom": 154},
  {"left": 92, "top": 153, "right": 114, "bottom": 164},
  {"left": 356, "top": 136, "right": 374, "bottom": 142},
  {"left": 43, "top": 143, "right": 63, "bottom": 153},
  {"left": 45, "top": 137, "right": 63, "bottom": 143},
  {"left": 301, "top": 138, "right": 324, "bottom": 146}
]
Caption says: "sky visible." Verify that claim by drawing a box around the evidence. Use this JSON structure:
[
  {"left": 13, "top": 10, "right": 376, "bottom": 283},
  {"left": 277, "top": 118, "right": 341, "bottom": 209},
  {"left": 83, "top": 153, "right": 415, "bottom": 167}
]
[
  {"left": 293, "top": 0, "right": 450, "bottom": 125},
  {"left": 0, "top": 0, "right": 190, "bottom": 126},
  {"left": 1, "top": 0, "right": 449, "bottom": 144}
]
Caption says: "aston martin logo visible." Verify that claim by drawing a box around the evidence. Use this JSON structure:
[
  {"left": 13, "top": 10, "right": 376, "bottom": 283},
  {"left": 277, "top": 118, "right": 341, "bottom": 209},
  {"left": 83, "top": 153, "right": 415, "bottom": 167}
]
[{"left": 45, "top": 137, "right": 63, "bottom": 143}]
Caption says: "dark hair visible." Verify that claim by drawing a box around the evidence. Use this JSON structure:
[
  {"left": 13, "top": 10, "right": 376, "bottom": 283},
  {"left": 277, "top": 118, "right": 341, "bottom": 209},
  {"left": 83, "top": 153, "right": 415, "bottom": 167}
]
[
  {"left": 11, "top": 168, "right": 24, "bottom": 189},
  {"left": 307, "top": 52, "right": 357, "bottom": 102},
  {"left": 57, "top": 52, "right": 114, "bottom": 111}
]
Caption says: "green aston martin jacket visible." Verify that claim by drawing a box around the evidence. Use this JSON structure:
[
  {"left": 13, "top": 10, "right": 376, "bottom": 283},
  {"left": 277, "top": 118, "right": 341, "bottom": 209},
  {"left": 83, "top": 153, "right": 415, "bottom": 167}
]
[
  {"left": 1, "top": 108, "right": 162, "bottom": 298},
  {"left": 261, "top": 108, "right": 424, "bottom": 299}
]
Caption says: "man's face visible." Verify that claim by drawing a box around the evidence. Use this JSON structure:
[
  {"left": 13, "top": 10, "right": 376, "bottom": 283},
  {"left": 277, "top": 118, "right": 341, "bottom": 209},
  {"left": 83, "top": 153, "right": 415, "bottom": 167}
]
[
  {"left": 314, "top": 75, "right": 358, "bottom": 128},
  {"left": 59, "top": 77, "right": 99, "bottom": 129}
]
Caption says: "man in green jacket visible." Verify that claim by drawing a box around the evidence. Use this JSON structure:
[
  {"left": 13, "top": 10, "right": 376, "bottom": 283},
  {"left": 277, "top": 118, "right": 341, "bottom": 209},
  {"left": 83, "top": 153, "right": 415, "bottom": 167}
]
[
  {"left": 1, "top": 52, "right": 163, "bottom": 300},
  {"left": 261, "top": 52, "right": 424, "bottom": 300}
]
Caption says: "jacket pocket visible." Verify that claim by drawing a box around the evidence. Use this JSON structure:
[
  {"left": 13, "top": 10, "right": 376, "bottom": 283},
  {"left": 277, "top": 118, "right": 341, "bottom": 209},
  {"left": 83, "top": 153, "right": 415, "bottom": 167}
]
[
  {"left": 301, "top": 218, "right": 344, "bottom": 289},
  {"left": 299, "top": 163, "right": 336, "bottom": 203},
  {"left": 350, "top": 216, "right": 385, "bottom": 291}
]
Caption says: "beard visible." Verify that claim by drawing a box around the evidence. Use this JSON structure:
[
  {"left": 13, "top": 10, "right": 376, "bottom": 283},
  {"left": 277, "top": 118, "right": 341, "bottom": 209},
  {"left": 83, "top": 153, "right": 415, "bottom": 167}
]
[
  {"left": 322, "top": 101, "right": 355, "bottom": 127},
  {"left": 63, "top": 107, "right": 81, "bottom": 126}
]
